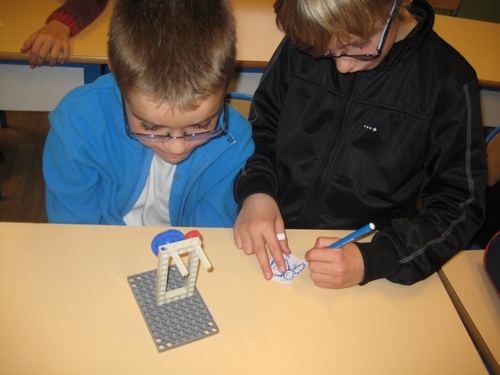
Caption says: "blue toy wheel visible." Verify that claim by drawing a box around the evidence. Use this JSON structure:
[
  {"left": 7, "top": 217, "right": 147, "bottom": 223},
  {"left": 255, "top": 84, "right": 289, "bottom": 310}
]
[{"left": 150, "top": 229, "right": 186, "bottom": 256}]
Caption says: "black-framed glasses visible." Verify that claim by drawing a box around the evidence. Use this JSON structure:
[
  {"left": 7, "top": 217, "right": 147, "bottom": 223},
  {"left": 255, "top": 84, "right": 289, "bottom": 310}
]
[
  {"left": 123, "top": 98, "right": 228, "bottom": 143},
  {"left": 321, "top": 0, "right": 398, "bottom": 61}
]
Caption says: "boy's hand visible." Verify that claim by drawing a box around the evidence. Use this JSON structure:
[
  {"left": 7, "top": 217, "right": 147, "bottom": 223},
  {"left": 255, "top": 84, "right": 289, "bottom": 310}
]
[
  {"left": 233, "top": 193, "right": 291, "bottom": 280},
  {"left": 20, "top": 20, "right": 71, "bottom": 68},
  {"left": 305, "top": 237, "right": 365, "bottom": 288}
]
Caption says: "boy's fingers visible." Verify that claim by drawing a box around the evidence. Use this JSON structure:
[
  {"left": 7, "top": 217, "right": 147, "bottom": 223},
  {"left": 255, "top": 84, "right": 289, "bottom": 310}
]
[
  {"left": 254, "top": 243, "right": 273, "bottom": 280},
  {"left": 266, "top": 236, "right": 287, "bottom": 274}
]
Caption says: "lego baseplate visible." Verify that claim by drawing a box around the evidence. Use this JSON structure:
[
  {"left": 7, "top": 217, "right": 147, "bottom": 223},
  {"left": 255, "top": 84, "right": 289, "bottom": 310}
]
[{"left": 128, "top": 266, "right": 219, "bottom": 352}]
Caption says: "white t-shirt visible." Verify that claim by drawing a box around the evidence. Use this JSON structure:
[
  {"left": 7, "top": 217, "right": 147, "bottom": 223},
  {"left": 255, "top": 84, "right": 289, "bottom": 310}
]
[{"left": 124, "top": 153, "right": 176, "bottom": 226}]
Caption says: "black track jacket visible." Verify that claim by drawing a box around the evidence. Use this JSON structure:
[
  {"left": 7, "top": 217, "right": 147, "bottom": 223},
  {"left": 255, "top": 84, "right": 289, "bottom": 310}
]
[{"left": 234, "top": 0, "right": 487, "bottom": 285}]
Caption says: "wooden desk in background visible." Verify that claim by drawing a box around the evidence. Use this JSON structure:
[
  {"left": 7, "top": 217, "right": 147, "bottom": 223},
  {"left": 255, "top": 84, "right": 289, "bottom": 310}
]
[
  {"left": 0, "top": 223, "right": 487, "bottom": 374},
  {"left": 0, "top": 0, "right": 284, "bottom": 111},
  {"left": 0, "top": 0, "right": 499, "bottom": 84},
  {"left": 439, "top": 250, "right": 500, "bottom": 375},
  {"left": 0, "top": 0, "right": 282, "bottom": 69}
]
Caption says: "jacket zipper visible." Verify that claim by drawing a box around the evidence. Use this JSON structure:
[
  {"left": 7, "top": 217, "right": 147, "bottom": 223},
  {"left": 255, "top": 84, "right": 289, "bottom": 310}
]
[
  {"left": 176, "top": 136, "right": 235, "bottom": 225},
  {"left": 302, "top": 74, "right": 358, "bottom": 227}
]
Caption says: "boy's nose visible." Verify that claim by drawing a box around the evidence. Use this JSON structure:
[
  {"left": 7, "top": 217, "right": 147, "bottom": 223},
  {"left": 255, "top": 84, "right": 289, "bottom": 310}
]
[
  {"left": 161, "top": 137, "right": 190, "bottom": 154},
  {"left": 334, "top": 58, "right": 359, "bottom": 74}
]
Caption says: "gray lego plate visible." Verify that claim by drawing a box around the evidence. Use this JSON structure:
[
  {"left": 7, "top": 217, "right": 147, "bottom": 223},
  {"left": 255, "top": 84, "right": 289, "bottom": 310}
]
[{"left": 128, "top": 266, "right": 219, "bottom": 352}]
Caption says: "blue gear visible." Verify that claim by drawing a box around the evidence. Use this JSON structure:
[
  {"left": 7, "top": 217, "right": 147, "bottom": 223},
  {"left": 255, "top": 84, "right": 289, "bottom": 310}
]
[{"left": 150, "top": 229, "right": 186, "bottom": 256}]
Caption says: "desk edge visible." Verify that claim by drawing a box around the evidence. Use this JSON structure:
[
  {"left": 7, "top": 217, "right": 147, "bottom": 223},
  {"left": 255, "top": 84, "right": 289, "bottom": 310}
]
[{"left": 438, "top": 269, "right": 500, "bottom": 374}]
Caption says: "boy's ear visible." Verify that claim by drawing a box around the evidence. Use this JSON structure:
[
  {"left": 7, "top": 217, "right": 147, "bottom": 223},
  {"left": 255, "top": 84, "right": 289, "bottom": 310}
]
[{"left": 107, "top": 62, "right": 113, "bottom": 73}]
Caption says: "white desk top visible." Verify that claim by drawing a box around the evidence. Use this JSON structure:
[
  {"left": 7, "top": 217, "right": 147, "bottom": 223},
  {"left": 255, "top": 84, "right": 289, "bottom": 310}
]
[
  {"left": 0, "top": 223, "right": 486, "bottom": 374},
  {"left": 440, "top": 250, "right": 500, "bottom": 374}
]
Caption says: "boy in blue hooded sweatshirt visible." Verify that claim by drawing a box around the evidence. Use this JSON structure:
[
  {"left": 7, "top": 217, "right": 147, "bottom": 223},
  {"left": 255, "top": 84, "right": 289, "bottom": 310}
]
[{"left": 43, "top": 0, "right": 254, "bottom": 226}]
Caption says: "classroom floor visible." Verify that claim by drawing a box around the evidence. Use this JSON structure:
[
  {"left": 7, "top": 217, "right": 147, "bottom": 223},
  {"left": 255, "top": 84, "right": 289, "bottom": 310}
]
[{"left": 0, "top": 111, "right": 48, "bottom": 223}]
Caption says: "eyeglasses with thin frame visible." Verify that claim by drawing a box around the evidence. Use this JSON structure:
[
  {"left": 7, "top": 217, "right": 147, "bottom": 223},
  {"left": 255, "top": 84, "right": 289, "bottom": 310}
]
[
  {"left": 321, "top": 0, "right": 398, "bottom": 61},
  {"left": 123, "top": 98, "right": 228, "bottom": 143}
]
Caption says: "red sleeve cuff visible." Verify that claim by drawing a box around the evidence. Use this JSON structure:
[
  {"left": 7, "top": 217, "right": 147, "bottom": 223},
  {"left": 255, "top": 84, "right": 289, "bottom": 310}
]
[{"left": 46, "top": 11, "right": 80, "bottom": 37}]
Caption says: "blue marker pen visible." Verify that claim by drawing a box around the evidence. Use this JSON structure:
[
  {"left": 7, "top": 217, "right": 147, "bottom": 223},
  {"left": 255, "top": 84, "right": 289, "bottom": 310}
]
[{"left": 327, "top": 223, "right": 376, "bottom": 249}]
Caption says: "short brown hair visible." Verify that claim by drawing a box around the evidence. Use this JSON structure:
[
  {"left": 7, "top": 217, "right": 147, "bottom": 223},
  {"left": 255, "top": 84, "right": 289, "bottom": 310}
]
[
  {"left": 108, "top": 0, "right": 236, "bottom": 109},
  {"left": 274, "top": 0, "right": 400, "bottom": 57}
]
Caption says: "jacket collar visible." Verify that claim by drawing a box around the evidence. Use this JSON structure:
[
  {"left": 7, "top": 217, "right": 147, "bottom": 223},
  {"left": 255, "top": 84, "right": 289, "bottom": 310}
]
[{"left": 377, "top": 0, "right": 434, "bottom": 71}]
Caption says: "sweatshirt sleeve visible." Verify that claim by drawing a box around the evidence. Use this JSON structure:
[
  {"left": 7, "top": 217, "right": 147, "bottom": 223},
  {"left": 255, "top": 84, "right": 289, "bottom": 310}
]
[
  {"left": 358, "top": 79, "right": 487, "bottom": 285},
  {"left": 234, "top": 38, "right": 291, "bottom": 207},
  {"left": 46, "top": 0, "right": 109, "bottom": 37}
]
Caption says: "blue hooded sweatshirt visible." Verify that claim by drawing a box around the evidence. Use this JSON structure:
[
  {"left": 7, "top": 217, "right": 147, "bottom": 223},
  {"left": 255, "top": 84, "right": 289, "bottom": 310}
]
[{"left": 43, "top": 73, "right": 254, "bottom": 227}]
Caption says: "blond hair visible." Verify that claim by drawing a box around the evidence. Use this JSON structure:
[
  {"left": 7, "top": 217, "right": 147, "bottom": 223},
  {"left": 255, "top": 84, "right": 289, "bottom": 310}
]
[
  {"left": 274, "top": 0, "right": 401, "bottom": 57},
  {"left": 108, "top": 0, "right": 236, "bottom": 109}
]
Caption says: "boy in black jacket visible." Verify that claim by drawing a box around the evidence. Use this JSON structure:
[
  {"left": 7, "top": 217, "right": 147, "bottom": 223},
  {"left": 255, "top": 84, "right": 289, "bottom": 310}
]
[{"left": 233, "top": 0, "right": 487, "bottom": 288}]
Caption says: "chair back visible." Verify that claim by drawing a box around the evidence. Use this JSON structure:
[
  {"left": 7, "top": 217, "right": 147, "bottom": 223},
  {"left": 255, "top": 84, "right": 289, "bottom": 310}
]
[
  {"left": 483, "top": 231, "right": 500, "bottom": 298},
  {"left": 227, "top": 92, "right": 253, "bottom": 119},
  {"left": 486, "top": 126, "right": 500, "bottom": 187}
]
